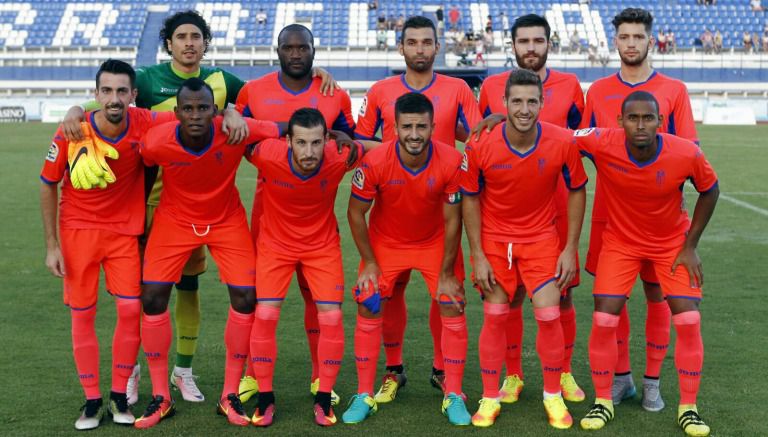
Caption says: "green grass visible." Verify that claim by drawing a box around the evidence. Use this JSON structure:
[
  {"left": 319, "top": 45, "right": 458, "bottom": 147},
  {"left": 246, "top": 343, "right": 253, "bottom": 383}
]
[{"left": 1, "top": 123, "right": 766, "bottom": 436}]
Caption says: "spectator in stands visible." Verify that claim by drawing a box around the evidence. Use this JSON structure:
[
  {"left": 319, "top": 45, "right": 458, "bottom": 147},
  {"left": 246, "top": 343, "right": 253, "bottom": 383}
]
[
  {"left": 569, "top": 30, "right": 582, "bottom": 53},
  {"left": 743, "top": 30, "right": 753, "bottom": 52},
  {"left": 701, "top": 28, "right": 714, "bottom": 53},
  {"left": 657, "top": 29, "right": 667, "bottom": 54},
  {"left": 377, "top": 29, "right": 388, "bottom": 50},
  {"left": 551, "top": 31, "right": 561, "bottom": 53},
  {"left": 256, "top": 9, "right": 267, "bottom": 26},
  {"left": 449, "top": 5, "right": 460, "bottom": 31},
  {"left": 377, "top": 13, "right": 387, "bottom": 31},
  {"left": 714, "top": 30, "right": 723, "bottom": 53},
  {"left": 750, "top": 0, "right": 764, "bottom": 12},
  {"left": 762, "top": 31, "right": 768, "bottom": 52},
  {"left": 667, "top": 30, "right": 677, "bottom": 53},
  {"left": 436, "top": 6, "right": 445, "bottom": 36},
  {"left": 387, "top": 14, "right": 397, "bottom": 31},
  {"left": 485, "top": 15, "right": 493, "bottom": 33},
  {"left": 474, "top": 33, "right": 486, "bottom": 66},
  {"left": 500, "top": 12, "right": 510, "bottom": 37},
  {"left": 395, "top": 15, "right": 405, "bottom": 32},
  {"left": 587, "top": 43, "right": 598, "bottom": 65},
  {"left": 368, "top": 0, "right": 378, "bottom": 11},
  {"left": 503, "top": 39, "right": 514, "bottom": 67},
  {"left": 484, "top": 28, "right": 494, "bottom": 54},
  {"left": 754, "top": 31, "right": 761, "bottom": 52},
  {"left": 597, "top": 40, "right": 610, "bottom": 66}
]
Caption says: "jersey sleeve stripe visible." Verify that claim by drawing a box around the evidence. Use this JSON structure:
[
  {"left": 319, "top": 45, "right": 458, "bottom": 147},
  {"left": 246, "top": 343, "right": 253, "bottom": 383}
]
[
  {"left": 457, "top": 104, "right": 470, "bottom": 133},
  {"left": 459, "top": 187, "right": 481, "bottom": 196},
  {"left": 331, "top": 110, "right": 356, "bottom": 137},
  {"left": 40, "top": 175, "right": 59, "bottom": 185},
  {"left": 668, "top": 110, "right": 677, "bottom": 135},
  {"left": 351, "top": 192, "right": 374, "bottom": 203},
  {"left": 694, "top": 179, "right": 719, "bottom": 194},
  {"left": 355, "top": 132, "right": 380, "bottom": 141},
  {"left": 567, "top": 103, "right": 582, "bottom": 130}
]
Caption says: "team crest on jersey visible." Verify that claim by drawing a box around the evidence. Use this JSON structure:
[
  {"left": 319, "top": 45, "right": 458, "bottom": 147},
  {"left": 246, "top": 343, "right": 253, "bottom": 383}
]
[
  {"left": 461, "top": 152, "right": 469, "bottom": 171},
  {"left": 46, "top": 142, "right": 59, "bottom": 162},
  {"left": 573, "top": 128, "right": 595, "bottom": 137},
  {"left": 359, "top": 96, "right": 368, "bottom": 117},
  {"left": 352, "top": 168, "right": 365, "bottom": 189}
]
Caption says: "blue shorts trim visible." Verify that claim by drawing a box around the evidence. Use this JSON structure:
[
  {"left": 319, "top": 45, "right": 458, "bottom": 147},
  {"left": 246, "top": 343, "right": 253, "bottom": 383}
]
[{"left": 531, "top": 277, "right": 558, "bottom": 294}]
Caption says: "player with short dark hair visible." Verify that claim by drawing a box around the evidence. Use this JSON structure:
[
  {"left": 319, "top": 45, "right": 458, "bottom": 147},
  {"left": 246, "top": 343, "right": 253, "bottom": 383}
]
[
  {"left": 356, "top": 15, "right": 482, "bottom": 401},
  {"left": 234, "top": 23, "right": 356, "bottom": 405},
  {"left": 134, "top": 78, "right": 280, "bottom": 429},
  {"left": 246, "top": 108, "right": 363, "bottom": 427},
  {"left": 40, "top": 59, "right": 177, "bottom": 430},
  {"left": 475, "top": 13, "right": 586, "bottom": 405},
  {"left": 581, "top": 7, "right": 699, "bottom": 413},
  {"left": 574, "top": 91, "right": 718, "bottom": 437},
  {"left": 343, "top": 92, "right": 469, "bottom": 425},
  {"left": 461, "top": 69, "right": 587, "bottom": 429}
]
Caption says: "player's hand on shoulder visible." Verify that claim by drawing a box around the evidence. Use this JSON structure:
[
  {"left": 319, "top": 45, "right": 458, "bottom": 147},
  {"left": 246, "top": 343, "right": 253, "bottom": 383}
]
[
  {"left": 313, "top": 67, "right": 341, "bottom": 96},
  {"left": 471, "top": 113, "right": 505, "bottom": 141},
  {"left": 62, "top": 105, "right": 86, "bottom": 141},
  {"left": 221, "top": 109, "right": 249, "bottom": 144}
]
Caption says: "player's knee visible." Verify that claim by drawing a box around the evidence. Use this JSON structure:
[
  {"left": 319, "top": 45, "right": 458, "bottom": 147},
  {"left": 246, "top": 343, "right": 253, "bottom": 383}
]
[
  {"left": 116, "top": 297, "right": 141, "bottom": 320},
  {"left": 141, "top": 287, "right": 170, "bottom": 315},
  {"left": 229, "top": 286, "right": 256, "bottom": 313},
  {"left": 317, "top": 308, "right": 343, "bottom": 326},
  {"left": 510, "top": 285, "right": 527, "bottom": 306}
]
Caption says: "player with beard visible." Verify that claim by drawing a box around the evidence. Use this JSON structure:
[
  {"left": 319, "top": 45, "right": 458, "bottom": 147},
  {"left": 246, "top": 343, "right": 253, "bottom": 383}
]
[
  {"left": 355, "top": 15, "right": 482, "bottom": 403},
  {"left": 59, "top": 11, "right": 339, "bottom": 406},
  {"left": 474, "top": 13, "right": 586, "bottom": 405},
  {"left": 40, "top": 60, "right": 177, "bottom": 430},
  {"left": 580, "top": 8, "right": 699, "bottom": 414},
  {"left": 460, "top": 69, "right": 587, "bottom": 429},
  {"left": 234, "top": 24, "right": 355, "bottom": 406}
]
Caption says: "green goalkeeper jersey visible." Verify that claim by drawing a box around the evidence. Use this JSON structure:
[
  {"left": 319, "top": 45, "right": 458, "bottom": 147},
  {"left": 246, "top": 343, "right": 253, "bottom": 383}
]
[{"left": 134, "top": 62, "right": 246, "bottom": 206}]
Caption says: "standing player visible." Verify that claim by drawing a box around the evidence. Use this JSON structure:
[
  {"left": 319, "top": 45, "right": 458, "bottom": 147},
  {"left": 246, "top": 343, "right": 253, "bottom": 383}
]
[
  {"left": 355, "top": 15, "right": 482, "bottom": 399},
  {"left": 39, "top": 60, "right": 176, "bottom": 429},
  {"left": 134, "top": 78, "right": 280, "bottom": 429},
  {"left": 475, "top": 13, "right": 586, "bottom": 404},
  {"left": 342, "top": 93, "right": 469, "bottom": 426},
  {"left": 575, "top": 91, "right": 718, "bottom": 437},
  {"left": 581, "top": 8, "right": 699, "bottom": 412},
  {"left": 461, "top": 70, "right": 587, "bottom": 429},
  {"left": 235, "top": 23, "right": 355, "bottom": 404},
  {"left": 60, "top": 11, "right": 337, "bottom": 404},
  {"left": 247, "top": 109, "right": 362, "bottom": 427}
]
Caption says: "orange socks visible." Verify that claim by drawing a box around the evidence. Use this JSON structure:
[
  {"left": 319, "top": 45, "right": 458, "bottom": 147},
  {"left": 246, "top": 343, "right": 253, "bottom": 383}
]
[
  {"left": 615, "top": 305, "right": 631, "bottom": 374},
  {"left": 298, "top": 271, "right": 320, "bottom": 381},
  {"left": 673, "top": 311, "right": 703, "bottom": 405},
  {"left": 71, "top": 306, "right": 100, "bottom": 399},
  {"left": 645, "top": 300, "right": 671, "bottom": 378},
  {"left": 141, "top": 310, "right": 172, "bottom": 399},
  {"left": 223, "top": 307, "right": 254, "bottom": 397},
  {"left": 317, "top": 309, "right": 344, "bottom": 393},
  {"left": 479, "top": 302, "right": 509, "bottom": 398},
  {"left": 382, "top": 281, "right": 407, "bottom": 367},
  {"left": 112, "top": 299, "right": 141, "bottom": 393},
  {"left": 589, "top": 311, "right": 620, "bottom": 400},
  {"left": 355, "top": 315, "right": 383, "bottom": 394},
  {"left": 505, "top": 305, "right": 524, "bottom": 378},
  {"left": 534, "top": 306, "right": 564, "bottom": 394},
  {"left": 250, "top": 305, "right": 281, "bottom": 393},
  {"left": 441, "top": 314, "right": 468, "bottom": 395},
  {"left": 560, "top": 306, "right": 577, "bottom": 373},
  {"left": 429, "top": 300, "right": 444, "bottom": 371}
]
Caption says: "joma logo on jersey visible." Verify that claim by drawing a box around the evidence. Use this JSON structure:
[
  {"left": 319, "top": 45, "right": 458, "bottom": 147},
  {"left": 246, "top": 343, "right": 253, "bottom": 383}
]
[
  {"left": 355, "top": 356, "right": 370, "bottom": 362},
  {"left": 251, "top": 356, "right": 272, "bottom": 363},
  {"left": 273, "top": 179, "right": 295, "bottom": 189},
  {"left": 543, "top": 366, "right": 563, "bottom": 372},
  {"left": 490, "top": 163, "right": 512, "bottom": 170},
  {"left": 592, "top": 369, "right": 610, "bottom": 376},
  {"left": 79, "top": 373, "right": 95, "bottom": 380},
  {"left": 116, "top": 363, "right": 134, "bottom": 369},
  {"left": 323, "top": 359, "right": 342, "bottom": 366},
  {"left": 264, "top": 98, "right": 284, "bottom": 105},
  {"left": 387, "top": 179, "right": 405, "bottom": 185},
  {"left": 444, "top": 358, "right": 465, "bottom": 364},
  {"left": 607, "top": 162, "right": 629, "bottom": 174},
  {"left": 678, "top": 369, "right": 701, "bottom": 376},
  {"left": 145, "top": 352, "right": 161, "bottom": 358},
  {"left": 160, "top": 87, "right": 178, "bottom": 94},
  {"left": 605, "top": 94, "right": 624, "bottom": 100},
  {"left": 232, "top": 353, "right": 248, "bottom": 359},
  {"left": 646, "top": 341, "right": 668, "bottom": 350},
  {"left": 480, "top": 368, "right": 497, "bottom": 375}
]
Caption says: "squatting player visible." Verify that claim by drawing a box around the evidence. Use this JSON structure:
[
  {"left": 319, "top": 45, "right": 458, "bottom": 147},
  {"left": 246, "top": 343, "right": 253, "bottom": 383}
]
[
  {"left": 355, "top": 15, "right": 482, "bottom": 399},
  {"left": 343, "top": 93, "right": 469, "bottom": 426},
  {"left": 475, "top": 13, "right": 586, "bottom": 404},
  {"left": 60, "top": 10, "right": 336, "bottom": 404},
  {"left": 235, "top": 23, "right": 356, "bottom": 405},
  {"left": 247, "top": 109, "right": 363, "bottom": 427},
  {"left": 460, "top": 70, "right": 587, "bottom": 429},
  {"left": 40, "top": 60, "right": 179, "bottom": 430},
  {"left": 575, "top": 91, "right": 718, "bottom": 437},
  {"left": 134, "top": 78, "right": 280, "bottom": 429},
  {"left": 581, "top": 7, "right": 699, "bottom": 412}
]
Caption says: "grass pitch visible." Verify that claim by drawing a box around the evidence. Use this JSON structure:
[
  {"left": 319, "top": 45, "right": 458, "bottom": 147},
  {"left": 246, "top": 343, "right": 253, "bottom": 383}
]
[{"left": 0, "top": 123, "right": 765, "bottom": 436}]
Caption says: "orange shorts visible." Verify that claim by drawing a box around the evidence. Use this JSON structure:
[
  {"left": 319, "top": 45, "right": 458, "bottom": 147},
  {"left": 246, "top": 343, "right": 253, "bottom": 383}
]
[
  {"left": 477, "top": 237, "right": 560, "bottom": 299},
  {"left": 554, "top": 213, "right": 580, "bottom": 291},
  {"left": 354, "top": 241, "right": 465, "bottom": 304},
  {"left": 593, "top": 231, "right": 702, "bottom": 300},
  {"left": 60, "top": 228, "right": 141, "bottom": 310},
  {"left": 256, "top": 241, "right": 344, "bottom": 304},
  {"left": 143, "top": 210, "right": 255, "bottom": 287},
  {"left": 145, "top": 204, "right": 207, "bottom": 276},
  {"left": 587, "top": 220, "right": 658, "bottom": 284}
]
